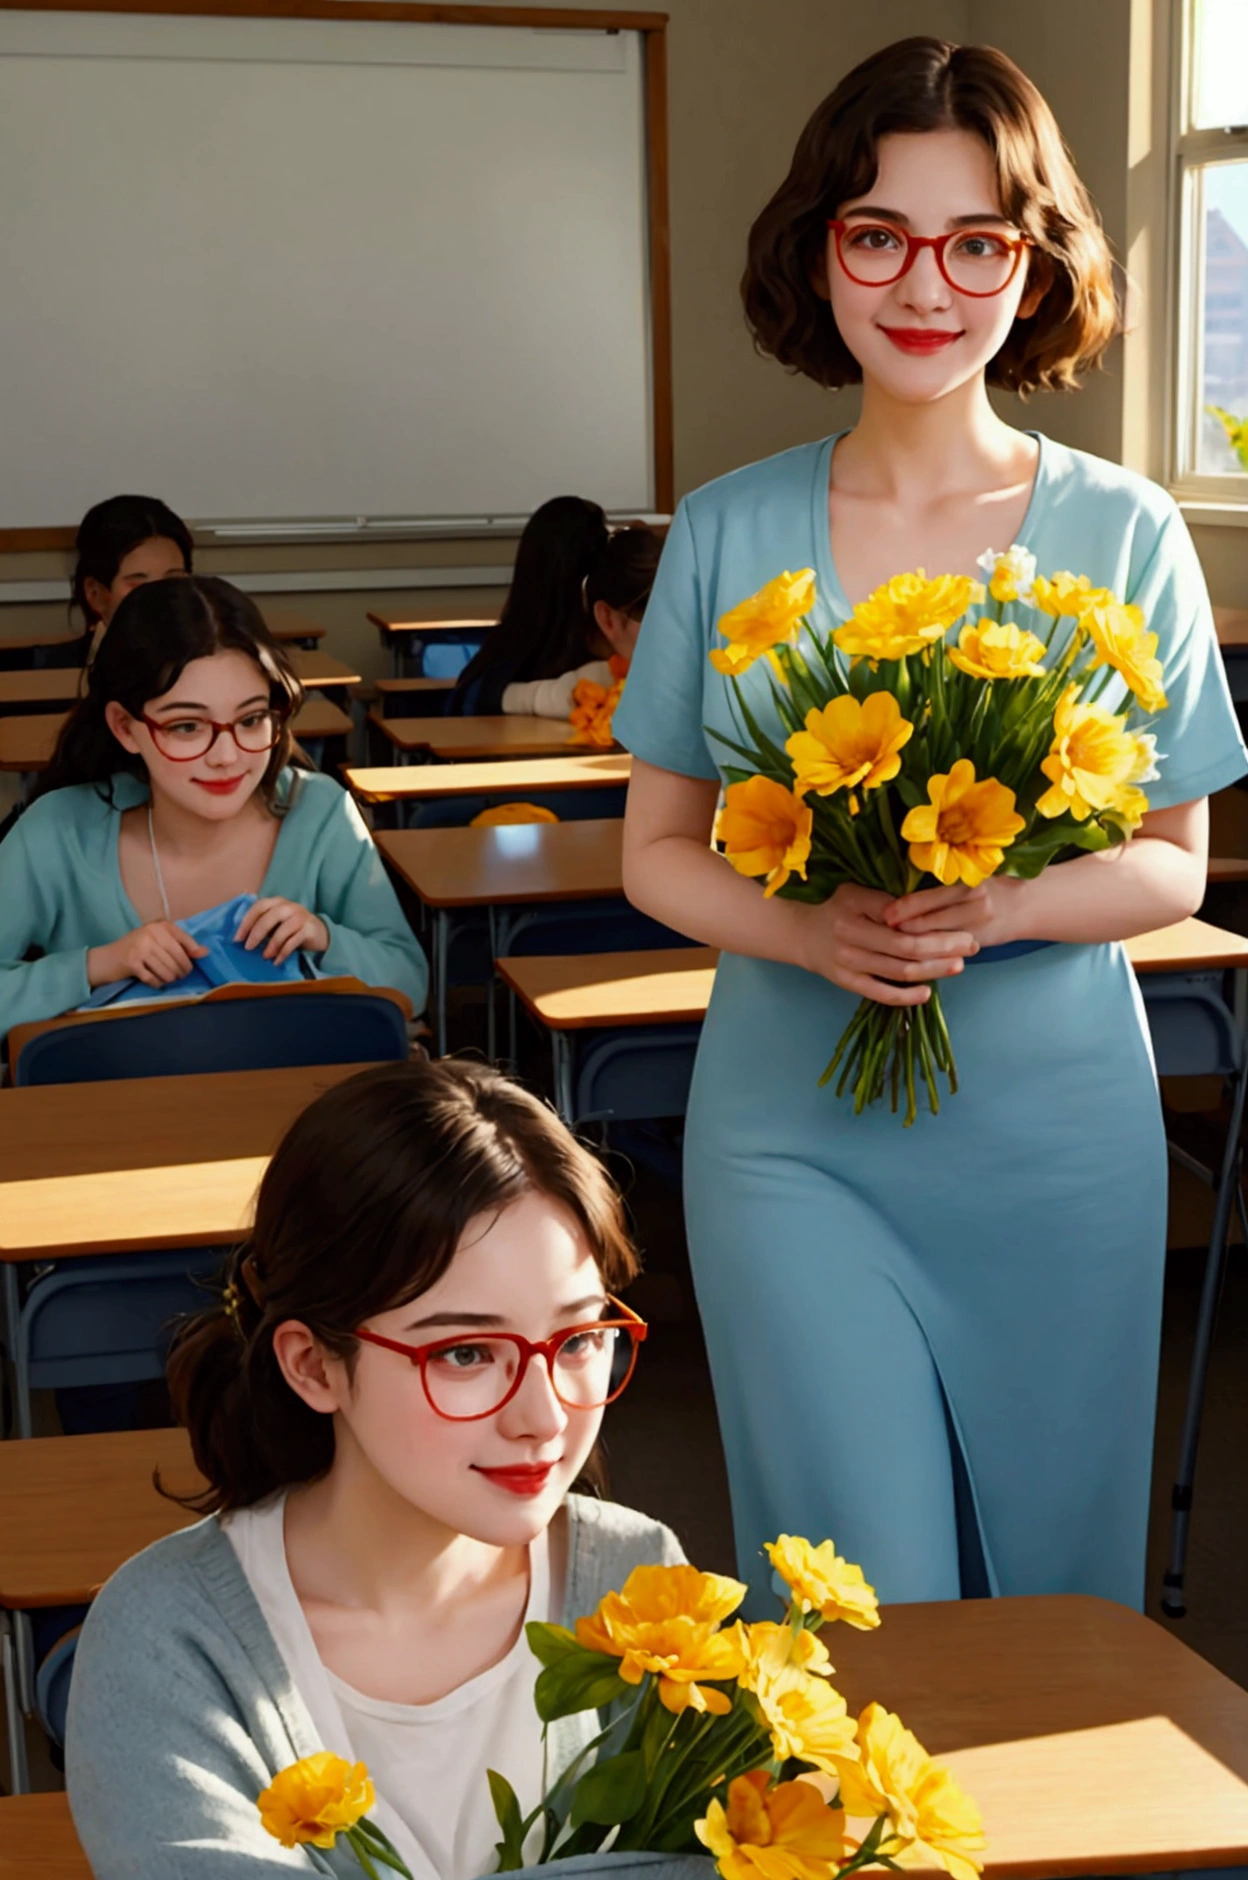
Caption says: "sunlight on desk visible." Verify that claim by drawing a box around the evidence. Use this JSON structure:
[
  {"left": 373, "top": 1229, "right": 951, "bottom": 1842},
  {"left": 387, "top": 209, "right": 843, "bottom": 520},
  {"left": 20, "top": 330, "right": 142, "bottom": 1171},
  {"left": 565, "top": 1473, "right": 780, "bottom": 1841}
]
[{"left": 0, "top": 1156, "right": 266, "bottom": 1258}]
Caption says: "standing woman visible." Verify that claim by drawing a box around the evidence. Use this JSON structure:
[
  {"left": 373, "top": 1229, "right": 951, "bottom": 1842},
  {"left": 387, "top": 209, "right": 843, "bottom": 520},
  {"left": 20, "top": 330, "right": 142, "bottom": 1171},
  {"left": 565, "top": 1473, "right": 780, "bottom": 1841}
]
[{"left": 615, "top": 37, "right": 1246, "bottom": 1611}]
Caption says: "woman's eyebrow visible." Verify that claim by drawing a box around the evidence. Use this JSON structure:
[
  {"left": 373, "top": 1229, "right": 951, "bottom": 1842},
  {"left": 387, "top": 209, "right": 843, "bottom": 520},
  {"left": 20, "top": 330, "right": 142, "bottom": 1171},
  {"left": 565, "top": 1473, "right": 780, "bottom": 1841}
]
[
  {"left": 152, "top": 692, "right": 269, "bottom": 714},
  {"left": 404, "top": 1295, "right": 608, "bottom": 1332},
  {"left": 842, "top": 207, "right": 1011, "bottom": 228}
]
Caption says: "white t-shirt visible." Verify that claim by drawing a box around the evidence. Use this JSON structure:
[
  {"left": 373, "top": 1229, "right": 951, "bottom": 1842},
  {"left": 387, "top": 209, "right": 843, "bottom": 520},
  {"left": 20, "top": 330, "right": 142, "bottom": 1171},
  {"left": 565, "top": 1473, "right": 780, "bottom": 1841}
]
[
  {"left": 501, "top": 659, "right": 612, "bottom": 719},
  {"left": 224, "top": 1496, "right": 552, "bottom": 1880}
]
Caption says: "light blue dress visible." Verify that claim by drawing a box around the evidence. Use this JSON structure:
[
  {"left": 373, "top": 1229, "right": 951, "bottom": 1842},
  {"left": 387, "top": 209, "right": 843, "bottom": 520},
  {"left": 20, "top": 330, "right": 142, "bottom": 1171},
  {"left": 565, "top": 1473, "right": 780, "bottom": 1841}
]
[
  {"left": 0, "top": 765, "right": 428, "bottom": 1042},
  {"left": 613, "top": 430, "right": 1248, "bottom": 1613}
]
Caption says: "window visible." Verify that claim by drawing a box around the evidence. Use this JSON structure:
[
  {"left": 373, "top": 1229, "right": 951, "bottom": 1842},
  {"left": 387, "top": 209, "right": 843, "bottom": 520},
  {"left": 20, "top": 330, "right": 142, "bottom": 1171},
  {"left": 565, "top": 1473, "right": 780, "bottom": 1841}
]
[{"left": 1173, "top": 0, "right": 1248, "bottom": 496}]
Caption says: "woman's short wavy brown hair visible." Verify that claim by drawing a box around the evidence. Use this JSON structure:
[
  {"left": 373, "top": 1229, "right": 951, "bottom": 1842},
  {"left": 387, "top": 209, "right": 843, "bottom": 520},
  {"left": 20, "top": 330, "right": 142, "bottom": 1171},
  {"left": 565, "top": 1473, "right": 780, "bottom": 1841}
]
[{"left": 742, "top": 36, "right": 1121, "bottom": 395}]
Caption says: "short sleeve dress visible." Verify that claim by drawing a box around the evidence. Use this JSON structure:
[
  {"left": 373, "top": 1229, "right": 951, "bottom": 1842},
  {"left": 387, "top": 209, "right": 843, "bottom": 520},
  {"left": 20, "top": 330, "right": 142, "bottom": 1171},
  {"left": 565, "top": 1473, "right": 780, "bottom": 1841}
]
[{"left": 612, "top": 429, "right": 1247, "bottom": 1612}]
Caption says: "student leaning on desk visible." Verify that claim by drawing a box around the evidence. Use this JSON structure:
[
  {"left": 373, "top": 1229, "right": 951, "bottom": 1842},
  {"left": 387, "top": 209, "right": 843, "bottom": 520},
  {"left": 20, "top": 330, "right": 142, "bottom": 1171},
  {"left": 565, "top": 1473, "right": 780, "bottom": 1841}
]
[{"left": 0, "top": 575, "right": 427, "bottom": 1044}]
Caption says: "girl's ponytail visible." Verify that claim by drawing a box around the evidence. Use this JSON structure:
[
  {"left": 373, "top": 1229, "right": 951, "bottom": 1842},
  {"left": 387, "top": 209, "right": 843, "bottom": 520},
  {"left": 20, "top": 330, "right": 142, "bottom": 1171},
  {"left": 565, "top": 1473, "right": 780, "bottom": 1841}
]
[{"left": 585, "top": 523, "right": 664, "bottom": 624}]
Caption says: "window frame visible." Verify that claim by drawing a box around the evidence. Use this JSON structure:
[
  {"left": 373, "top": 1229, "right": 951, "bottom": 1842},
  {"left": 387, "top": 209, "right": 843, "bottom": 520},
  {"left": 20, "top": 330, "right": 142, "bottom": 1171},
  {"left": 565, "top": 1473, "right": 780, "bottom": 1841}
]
[{"left": 1170, "top": 0, "right": 1248, "bottom": 510}]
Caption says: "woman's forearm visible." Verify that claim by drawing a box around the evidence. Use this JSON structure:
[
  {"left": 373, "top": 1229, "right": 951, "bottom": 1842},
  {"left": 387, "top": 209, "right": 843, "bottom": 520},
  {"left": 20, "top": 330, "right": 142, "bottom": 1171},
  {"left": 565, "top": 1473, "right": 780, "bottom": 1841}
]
[
  {"left": 623, "top": 828, "right": 811, "bottom": 967},
  {"left": 1013, "top": 832, "right": 1205, "bottom": 946}
]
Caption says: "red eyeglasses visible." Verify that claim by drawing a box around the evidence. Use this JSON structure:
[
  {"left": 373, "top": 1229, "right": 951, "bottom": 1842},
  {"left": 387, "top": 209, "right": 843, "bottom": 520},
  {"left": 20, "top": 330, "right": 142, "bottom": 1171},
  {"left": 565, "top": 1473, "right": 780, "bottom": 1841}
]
[
  {"left": 827, "top": 219, "right": 1031, "bottom": 297},
  {"left": 138, "top": 707, "right": 287, "bottom": 762},
  {"left": 354, "top": 1296, "right": 648, "bottom": 1421}
]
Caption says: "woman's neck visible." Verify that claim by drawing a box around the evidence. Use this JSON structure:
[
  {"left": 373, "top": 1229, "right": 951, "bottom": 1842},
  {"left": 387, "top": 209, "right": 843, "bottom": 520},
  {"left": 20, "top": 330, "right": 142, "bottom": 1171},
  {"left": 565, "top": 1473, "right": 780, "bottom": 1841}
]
[
  {"left": 283, "top": 1445, "right": 526, "bottom": 1620},
  {"left": 146, "top": 783, "right": 271, "bottom": 858},
  {"left": 838, "top": 373, "right": 1031, "bottom": 502}
]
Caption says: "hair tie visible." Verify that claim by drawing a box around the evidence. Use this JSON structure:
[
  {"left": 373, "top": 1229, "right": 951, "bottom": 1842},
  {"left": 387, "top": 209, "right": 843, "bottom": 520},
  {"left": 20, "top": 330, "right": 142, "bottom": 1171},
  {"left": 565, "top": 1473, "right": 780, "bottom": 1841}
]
[{"left": 221, "top": 1277, "right": 246, "bottom": 1341}]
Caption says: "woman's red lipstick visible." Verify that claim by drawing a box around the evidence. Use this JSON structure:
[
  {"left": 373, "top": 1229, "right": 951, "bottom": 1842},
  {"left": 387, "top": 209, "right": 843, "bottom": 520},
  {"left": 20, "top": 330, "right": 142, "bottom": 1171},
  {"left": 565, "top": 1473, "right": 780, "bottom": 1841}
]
[
  {"left": 474, "top": 1463, "right": 556, "bottom": 1497},
  {"left": 880, "top": 327, "right": 962, "bottom": 354},
  {"left": 193, "top": 776, "right": 246, "bottom": 795}
]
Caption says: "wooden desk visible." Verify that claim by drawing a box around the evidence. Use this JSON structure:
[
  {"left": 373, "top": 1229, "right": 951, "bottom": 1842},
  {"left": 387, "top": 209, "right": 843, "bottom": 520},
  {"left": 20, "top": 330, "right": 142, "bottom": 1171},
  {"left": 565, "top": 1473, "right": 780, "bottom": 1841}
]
[
  {"left": 0, "top": 1794, "right": 88, "bottom": 1879},
  {"left": 367, "top": 712, "right": 591, "bottom": 761},
  {"left": 0, "top": 696, "right": 353, "bottom": 775},
  {"left": 0, "top": 669, "right": 82, "bottom": 713},
  {"left": 0, "top": 1428, "right": 203, "bottom": 1610},
  {"left": 3, "top": 1594, "right": 1247, "bottom": 1875},
  {"left": 289, "top": 648, "right": 360, "bottom": 691},
  {"left": 829, "top": 1592, "right": 1248, "bottom": 1875},
  {"left": 374, "top": 675, "right": 456, "bottom": 711},
  {"left": 377, "top": 820, "right": 624, "bottom": 1055},
  {"left": 498, "top": 948, "right": 719, "bottom": 1032},
  {"left": 1208, "top": 856, "right": 1248, "bottom": 884},
  {"left": 0, "top": 1063, "right": 369, "bottom": 1262},
  {"left": 260, "top": 605, "right": 325, "bottom": 648},
  {"left": 345, "top": 751, "right": 631, "bottom": 807},
  {"left": 367, "top": 613, "right": 494, "bottom": 677},
  {"left": 1127, "top": 915, "right": 1248, "bottom": 973}
]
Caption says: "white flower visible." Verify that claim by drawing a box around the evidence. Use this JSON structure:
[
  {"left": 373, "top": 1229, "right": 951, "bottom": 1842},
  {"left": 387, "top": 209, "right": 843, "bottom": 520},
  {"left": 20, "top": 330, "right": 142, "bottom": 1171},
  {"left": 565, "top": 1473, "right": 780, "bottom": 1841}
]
[
  {"left": 1129, "top": 731, "right": 1160, "bottom": 784},
  {"left": 976, "top": 544, "right": 1037, "bottom": 605}
]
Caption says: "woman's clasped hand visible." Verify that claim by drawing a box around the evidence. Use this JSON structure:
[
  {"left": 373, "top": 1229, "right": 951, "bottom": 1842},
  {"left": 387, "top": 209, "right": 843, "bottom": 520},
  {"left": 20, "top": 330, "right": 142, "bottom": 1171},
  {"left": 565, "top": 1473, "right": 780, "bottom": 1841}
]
[
  {"left": 793, "top": 881, "right": 981, "bottom": 1004},
  {"left": 234, "top": 896, "right": 329, "bottom": 964}
]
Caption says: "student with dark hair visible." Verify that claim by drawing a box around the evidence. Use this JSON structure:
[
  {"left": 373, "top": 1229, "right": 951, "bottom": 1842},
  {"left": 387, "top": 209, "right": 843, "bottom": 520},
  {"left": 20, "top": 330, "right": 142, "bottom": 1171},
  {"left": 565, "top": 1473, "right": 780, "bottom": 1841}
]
[
  {"left": 66, "top": 1059, "right": 681, "bottom": 1879},
  {"left": 71, "top": 493, "right": 194, "bottom": 652},
  {"left": 0, "top": 574, "right": 425, "bottom": 1041},
  {"left": 616, "top": 37, "right": 1245, "bottom": 1613},
  {"left": 446, "top": 495, "right": 619, "bottom": 716}
]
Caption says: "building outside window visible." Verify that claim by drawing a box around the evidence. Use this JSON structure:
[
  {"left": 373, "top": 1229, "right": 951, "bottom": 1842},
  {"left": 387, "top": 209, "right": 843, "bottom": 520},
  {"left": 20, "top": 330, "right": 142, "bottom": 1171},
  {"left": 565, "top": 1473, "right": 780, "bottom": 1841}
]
[{"left": 1174, "top": 0, "right": 1248, "bottom": 493}]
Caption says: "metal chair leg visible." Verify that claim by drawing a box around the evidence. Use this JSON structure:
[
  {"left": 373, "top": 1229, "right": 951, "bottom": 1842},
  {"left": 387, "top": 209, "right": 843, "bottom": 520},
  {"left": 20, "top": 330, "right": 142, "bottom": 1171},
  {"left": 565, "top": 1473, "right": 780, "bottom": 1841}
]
[
  {"left": 2, "top": 1613, "right": 30, "bottom": 1795},
  {"left": 1161, "top": 1054, "right": 1248, "bottom": 1618}
]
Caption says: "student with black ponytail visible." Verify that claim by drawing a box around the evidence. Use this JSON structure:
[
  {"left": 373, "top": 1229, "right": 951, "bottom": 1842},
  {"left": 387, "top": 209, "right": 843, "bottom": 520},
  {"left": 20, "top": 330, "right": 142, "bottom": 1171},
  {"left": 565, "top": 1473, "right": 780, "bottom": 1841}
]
[
  {"left": 446, "top": 498, "right": 663, "bottom": 718},
  {"left": 67, "top": 1059, "right": 681, "bottom": 1880}
]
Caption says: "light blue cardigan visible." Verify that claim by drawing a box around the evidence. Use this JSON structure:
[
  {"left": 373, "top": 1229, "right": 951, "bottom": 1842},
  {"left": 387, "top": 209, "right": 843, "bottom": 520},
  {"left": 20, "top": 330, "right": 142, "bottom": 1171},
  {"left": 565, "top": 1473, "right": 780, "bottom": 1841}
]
[
  {"left": 0, "top": 766, "right": 427, "bottom": 1041},
  {"left": 65, "top": 1495, "right": 710, "bottom": 1879}
]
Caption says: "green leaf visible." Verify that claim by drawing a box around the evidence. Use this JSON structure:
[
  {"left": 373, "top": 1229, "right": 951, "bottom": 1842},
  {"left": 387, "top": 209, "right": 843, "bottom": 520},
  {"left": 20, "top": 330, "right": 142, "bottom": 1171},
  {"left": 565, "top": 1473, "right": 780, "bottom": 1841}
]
[
  {"left": 568, "top": 1748, "right": 649, "bottom": 1828},
  {"left": 524, "top": 1622, "right": 580, "bottom": 1670},
  {"left": 534, "top": 1650, "right": 629, "bottom": 1722},
  {"left": 489, "top": 1769, "right": 529, "bottom": 1871},
  {"left": 1004, "top": 817, "right": 1111, "bottom": 878}
]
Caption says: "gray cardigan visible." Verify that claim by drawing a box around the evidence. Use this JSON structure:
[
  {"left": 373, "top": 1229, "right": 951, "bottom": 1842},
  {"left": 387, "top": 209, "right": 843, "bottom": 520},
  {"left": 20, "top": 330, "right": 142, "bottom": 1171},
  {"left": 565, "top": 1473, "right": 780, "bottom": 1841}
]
[{"left": 65, "top": 1494, "right": 710, "bottom": 1879}]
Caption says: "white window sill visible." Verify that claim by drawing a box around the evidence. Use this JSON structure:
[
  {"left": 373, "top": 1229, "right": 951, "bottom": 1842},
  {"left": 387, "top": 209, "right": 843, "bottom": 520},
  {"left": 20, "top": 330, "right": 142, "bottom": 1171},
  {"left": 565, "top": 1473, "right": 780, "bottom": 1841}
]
[{"left": 1176, "top": 499, "right": 1248, "bottom": 529}]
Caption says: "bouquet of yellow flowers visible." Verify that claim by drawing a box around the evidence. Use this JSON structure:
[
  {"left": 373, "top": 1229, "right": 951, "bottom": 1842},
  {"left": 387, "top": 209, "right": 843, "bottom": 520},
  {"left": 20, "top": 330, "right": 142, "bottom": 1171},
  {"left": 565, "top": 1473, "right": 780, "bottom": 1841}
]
[
  {"left": 487, "top": 1535, "right": 984, "bottom": 1879},
  {"left": 709, "top": 549, "right": 1168, "bottom": 1124}
]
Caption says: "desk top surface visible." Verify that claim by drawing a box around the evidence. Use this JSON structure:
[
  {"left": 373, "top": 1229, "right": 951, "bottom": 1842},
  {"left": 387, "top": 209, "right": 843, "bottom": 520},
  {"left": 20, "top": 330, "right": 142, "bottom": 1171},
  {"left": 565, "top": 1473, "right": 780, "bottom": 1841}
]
[
  {"left": 367, "top": 613, "right": 494, "bottom": 636},
  {"left": 0, "top": 1427, "right": 203, "bottom": 1607},
  {"left": 289, "top": 648, "right": 360, "bottom": 687},
  {"left": 345, "top": 751, "right": 632, "bottom": 802},
  {"left": 1, "top": 1594, "right": 1246, "bottom": 1873},
  {"left": 0, "top": 668, "right": 82, "bottom": 707},
  {"left": 259, "top": 606, "right": 325, "bottom": 644},
  {"left": 374, "top": 675, "right": 457, "bottom": 694},
  {"left": 1214, "top": 605, "right": 1248, "bottom": 647},
  {"left": 0, "top": 696, "right": 350, "bottom": 771},
  {"left": 377, "top": 818, "right": 623, "bottom": 908},
  {"left": 372, "top": 713, "right": 595, "bottom": 758},
  {"left": 497, "top": 919, "right": 1248, "bottom": 1029},
  {"left": 0, "top": 1062, "right": 368, "bottom": 1261}
]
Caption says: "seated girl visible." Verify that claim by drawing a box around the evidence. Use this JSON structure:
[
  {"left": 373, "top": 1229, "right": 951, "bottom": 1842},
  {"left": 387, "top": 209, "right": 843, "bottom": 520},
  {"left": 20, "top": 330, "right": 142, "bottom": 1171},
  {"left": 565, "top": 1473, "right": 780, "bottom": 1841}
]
[
  {"left": 503, "top": 520, "right": 664, "bottom": 720},
  {"left": 72, "top": 492, "right": 194, "bottom": 656},
  {"left": 446, "top": 497, "right": 661, "bottom": 718},
  {"left": 66, "top": 1058, "right": 681, "bottom": 1878},
  {"left": 0, "top": 574, "right": 426, "bottom": 1044}
]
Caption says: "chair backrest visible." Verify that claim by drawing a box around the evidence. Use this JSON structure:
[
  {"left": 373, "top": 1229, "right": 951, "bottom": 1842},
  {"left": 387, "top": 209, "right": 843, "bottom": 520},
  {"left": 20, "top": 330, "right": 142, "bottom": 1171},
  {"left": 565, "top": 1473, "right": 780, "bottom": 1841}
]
[
  {"left": 423, "top": 640, "right": 479, "bottom": 680},
  {"left": 35, "top": 1625, "right": 83, "bottom": 1749},
  {"left": 10, "top": 978, "right": 412, "bottom": 1085},
  {"left": 573, "top": 1025, "right": 703, "bottom": 1125}
]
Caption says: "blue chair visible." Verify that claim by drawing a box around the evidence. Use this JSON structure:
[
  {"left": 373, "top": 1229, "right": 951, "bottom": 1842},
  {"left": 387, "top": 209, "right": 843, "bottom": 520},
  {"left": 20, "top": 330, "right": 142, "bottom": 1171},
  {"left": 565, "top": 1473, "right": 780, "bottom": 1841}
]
[
  {"left": 422, "top": 640, "right": 479, "bottom": 680},
  {"left": 11, "top": 978, "right": 412, "bottom": 1085},
  {"left": 1141, "top": 969, "right": 1248, "bottom": 1617},
  {"left": 34, "top": 1624, "right": 82, "bottom": 1749}
]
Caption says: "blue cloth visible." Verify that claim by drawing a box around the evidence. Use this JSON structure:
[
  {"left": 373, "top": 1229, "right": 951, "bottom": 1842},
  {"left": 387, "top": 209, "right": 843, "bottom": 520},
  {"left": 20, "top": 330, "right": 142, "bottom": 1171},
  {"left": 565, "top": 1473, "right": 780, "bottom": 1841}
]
[
  {"left": 614, "top": 429, "right": 1248, "bottom": 1613},
  {"left": 0, "top": 766, "right": 427, "bottom": 1043},
  {"left": 81, "top": 894, "right": 315, "bottom": 1008}
]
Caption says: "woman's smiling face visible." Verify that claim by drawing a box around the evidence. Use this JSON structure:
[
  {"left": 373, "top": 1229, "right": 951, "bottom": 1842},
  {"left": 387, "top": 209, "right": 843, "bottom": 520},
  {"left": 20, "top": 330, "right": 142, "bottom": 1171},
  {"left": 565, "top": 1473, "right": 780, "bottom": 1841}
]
[
  {"left": 103, "top": 647, "right": 276, "bottom": 821},
  {"left": 820, "top": 126, "right": 1045, "bottom": 405}
]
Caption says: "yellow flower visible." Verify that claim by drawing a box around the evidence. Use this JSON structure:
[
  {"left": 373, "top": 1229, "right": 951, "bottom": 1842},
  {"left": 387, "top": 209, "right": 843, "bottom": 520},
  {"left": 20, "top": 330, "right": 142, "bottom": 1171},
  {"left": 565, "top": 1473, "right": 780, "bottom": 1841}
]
[
  {"left": 1035, "top": 684, "right": 1142, "bottom": 822},
  {"left": 739, "top": 1619, "right": 834, "bottom": 1679},
  {"left": 765, "top": 1537, "right": 881, "bottom": 1630},
  {"left": 738, "top": 1634, "right": 858, "bottom": 1770},
  {"left": 900, "top": 760, "right": 1026, "bottom": 888},
  {"left": 947, "top": 620, "right": 1047, "bottom": 682},
  {"left": 785, "top": 692, "right": 913, "bottom": 799},
  {"left": 711, "top": 569, "right": 817, "bottom": 677},
  {"left": 830, "top": 1705, "right": 986, "bottom": 1880},
  {"left": 715, "top": 775, "right": 813, "bottom": 898},
  {"left": 569, "top": 672, "right": 625, "bottom": 747},
  {"left": 695, "top": 1770, "right": 847, "bottom": 1880},
  {"left": 1030, "top": 571, "right": 1110, "bottom": 619},
  {"left": 258, "top": 1754, "right": 375, "bottom": 1851},
  {"left": 833, "top": 571, "right": 982, "bottom": 665},
  {"left": 1082, "top": 597, "right": 1168, "bottom": 712},
  {"left": 1104, "top": 784, "right": 1150, "bottom": 834},
  {"left": 575, "top": 1563, "right": 747, "bottom": 1715}
]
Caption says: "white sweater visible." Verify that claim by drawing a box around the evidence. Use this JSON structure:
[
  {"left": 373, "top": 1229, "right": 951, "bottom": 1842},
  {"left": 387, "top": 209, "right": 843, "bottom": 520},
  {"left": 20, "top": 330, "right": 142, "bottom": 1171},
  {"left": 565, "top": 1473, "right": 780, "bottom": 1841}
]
[{"left": 501, "top": 660, "right": 613, "bottom": 718}]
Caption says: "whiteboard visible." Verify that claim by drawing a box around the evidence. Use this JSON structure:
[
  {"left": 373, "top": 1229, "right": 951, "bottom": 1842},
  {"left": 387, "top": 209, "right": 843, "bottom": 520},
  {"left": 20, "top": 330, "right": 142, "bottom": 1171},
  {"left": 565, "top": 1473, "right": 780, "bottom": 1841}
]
[{"left": 0, "top": 11, "right": 655, "bottom": 527}]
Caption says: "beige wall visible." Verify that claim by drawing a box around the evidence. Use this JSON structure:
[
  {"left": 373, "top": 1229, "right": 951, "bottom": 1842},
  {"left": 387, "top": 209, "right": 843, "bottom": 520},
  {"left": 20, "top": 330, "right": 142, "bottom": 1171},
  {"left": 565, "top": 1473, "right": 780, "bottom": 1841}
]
[{"left": 3, "top": 0, "right": 1243, "bottom": 674}]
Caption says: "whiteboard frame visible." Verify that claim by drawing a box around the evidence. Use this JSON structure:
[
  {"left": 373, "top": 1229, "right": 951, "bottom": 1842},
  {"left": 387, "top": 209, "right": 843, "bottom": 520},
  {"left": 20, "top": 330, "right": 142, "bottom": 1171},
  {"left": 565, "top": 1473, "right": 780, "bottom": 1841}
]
[{"left": 0, "top": 0, "right": 672, "bottom": 549}]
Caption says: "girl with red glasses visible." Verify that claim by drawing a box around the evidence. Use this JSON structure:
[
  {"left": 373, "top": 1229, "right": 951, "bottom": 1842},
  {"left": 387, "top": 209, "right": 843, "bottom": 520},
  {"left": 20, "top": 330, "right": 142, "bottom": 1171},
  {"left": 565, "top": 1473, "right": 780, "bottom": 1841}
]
[
  {"left": 614, "top": 36, "right": 1245, "bottom": 1618},
  {"left": 66, "top": 1060, "right": 678, "bottom": 1879}
]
